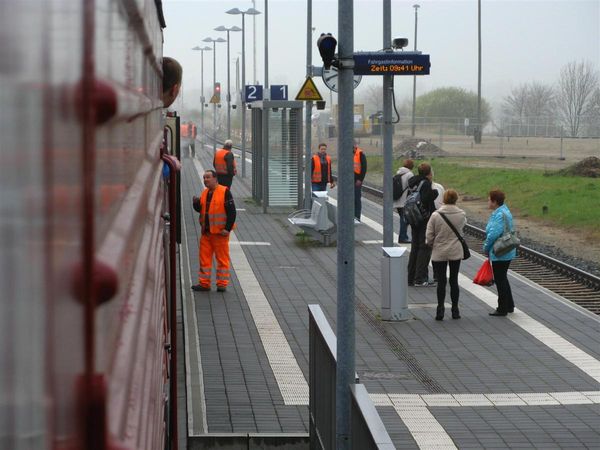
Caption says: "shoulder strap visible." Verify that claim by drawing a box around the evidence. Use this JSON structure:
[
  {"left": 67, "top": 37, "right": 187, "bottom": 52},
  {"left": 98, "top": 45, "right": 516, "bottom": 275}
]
[
  {"left": 411, "top": 179, "right": 425, "bottom": 193},
  {"left": 500, "top": 212, "right": 512, "bottom": 233},
  {"left": 438, "top": 212, "right": 466, "bottom": 244}
]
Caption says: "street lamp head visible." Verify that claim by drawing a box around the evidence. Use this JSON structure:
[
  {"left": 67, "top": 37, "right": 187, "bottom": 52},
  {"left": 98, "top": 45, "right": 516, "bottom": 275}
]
[
  {"left": 230, "top": 26, "right": 242, "bottom": 32},
  {"left": 226, "top": 7, "right": 241, "bottom": 15},
  {"left": 215, "top": 37, "right": 227, "bottom": 43},
  {"left": 413, "top": 4, "right": 420, "bottom": 9},
  {"left": 246, "top": 8, "right": 261, "bottom": 15},
  {"left": 202, "top": 37, "right": 214, "bottom": 42},
  {"left": 215, "top": 25, "right": 228, "bottom": 31},
  {"left": 226, "top": 7, "right": 261, "bottom": 15},
  {"left": 192, "top": 45, "right": 212, "bottom": 51}
]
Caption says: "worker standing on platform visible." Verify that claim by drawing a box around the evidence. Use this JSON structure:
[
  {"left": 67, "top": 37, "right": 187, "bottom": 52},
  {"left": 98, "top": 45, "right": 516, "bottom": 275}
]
[
  {"left": 213, "top": 139, "right": 237, "bottom": 188},
  {"left": 192, "top": 170, "right": 236, "bottom": 292},
  {"left": 353, "top": 141, "right": 367, "bottom": 223},
  {"left": 311, "top": 143, "right": 336, "bottom": 192}
]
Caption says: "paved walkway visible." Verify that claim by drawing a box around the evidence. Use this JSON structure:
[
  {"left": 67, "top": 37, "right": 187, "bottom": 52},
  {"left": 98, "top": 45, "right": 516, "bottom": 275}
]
[{"left": 179, "top": 146, "right": 600, "bottom": 448}]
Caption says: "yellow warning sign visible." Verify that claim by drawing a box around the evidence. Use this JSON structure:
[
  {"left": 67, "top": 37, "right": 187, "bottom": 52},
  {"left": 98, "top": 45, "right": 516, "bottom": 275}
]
[
  {"left": 209, "top": 94, "right": 220, "bottom": 104},
  {"left": 295, "top": 77, "right": 323, "bottom": 101}
]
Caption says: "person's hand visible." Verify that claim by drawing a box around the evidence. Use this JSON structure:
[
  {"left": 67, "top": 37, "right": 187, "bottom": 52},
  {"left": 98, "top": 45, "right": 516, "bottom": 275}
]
[
  {"left": 330, "top": 182, "right": 336, "bottom": 189},
  {"left": 220, "top": 229, "right": 230, "bottom": 236},
  {"left": 355, "top": 180, "right": 362, "bottom": 187}
]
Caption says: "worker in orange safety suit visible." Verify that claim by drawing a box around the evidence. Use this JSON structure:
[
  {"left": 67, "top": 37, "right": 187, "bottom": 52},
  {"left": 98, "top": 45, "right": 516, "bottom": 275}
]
[
  {"left": 311, "top": 143, "right": 336, "bottom": 192},
  {"left": 213, "top": 139, "right": 237, "bottom": 188},
  {"left": 191, "top": 170, "right": 237, "bottom": 292}
]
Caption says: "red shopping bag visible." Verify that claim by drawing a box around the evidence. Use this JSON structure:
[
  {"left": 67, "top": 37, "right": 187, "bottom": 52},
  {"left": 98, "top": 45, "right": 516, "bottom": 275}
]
[{"left": 473, "top": 259, "right": 494, "bottom": 286}]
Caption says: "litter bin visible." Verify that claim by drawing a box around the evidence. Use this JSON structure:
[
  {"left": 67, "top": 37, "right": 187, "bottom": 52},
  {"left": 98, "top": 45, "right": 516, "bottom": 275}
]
[
  {"left": 328, "top": 125, "right": 336, "bottom": 138},
  {"left": 381, "top": 247, "right": 410, "bottom": 321}
]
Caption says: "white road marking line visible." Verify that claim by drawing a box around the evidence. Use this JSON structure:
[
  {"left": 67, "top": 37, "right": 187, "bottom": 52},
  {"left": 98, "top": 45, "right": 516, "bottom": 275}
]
[
  {"left": 231, "top": 241, "right": 271, "bottom": 246},
  {"left": 371, "top": 391, "right": 600, "bottom": 450},
  {"left": 459, "top": 276, "right": 600, "bottom": 384},
  {"left": 180, "top": 192, "right": 208, "bottom": 434},
  {"left": 193, "top": 158, "right": 309, "bottom": 405}
]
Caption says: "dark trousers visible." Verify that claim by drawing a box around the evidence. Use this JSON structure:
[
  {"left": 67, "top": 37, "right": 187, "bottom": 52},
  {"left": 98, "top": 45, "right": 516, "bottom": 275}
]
[
  {"left": 492, "top": 260, "right": 514, "bottom": 312},
  {"left": 407, "top": 225, "right": 431, "bottom": 284},
  {"left": 354, "top": 183, "right": 362, "bottom": 220},
  {"left": 396, "top": 207, "right": 410, "bottom": 242},
  {"left": 432, "top": 260, "right": 461, "bottom": 307},
  {"left": 312, "top": 182, "right": 327, "bottom": 192},
  {"left": 217, "top": 174, "right": 233, "bottom": 188}
]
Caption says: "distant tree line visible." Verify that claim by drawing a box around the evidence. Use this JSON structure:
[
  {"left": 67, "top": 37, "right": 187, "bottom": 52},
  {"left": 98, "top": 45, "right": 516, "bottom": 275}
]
[{"left": 502, "top": 60, "right": 599, "bottom": 137}]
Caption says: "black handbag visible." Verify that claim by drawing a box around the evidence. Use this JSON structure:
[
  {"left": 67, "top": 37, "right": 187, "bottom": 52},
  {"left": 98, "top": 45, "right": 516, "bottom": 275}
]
[{"left": 438, "top": 212, "right": 471, "bottom": 260}]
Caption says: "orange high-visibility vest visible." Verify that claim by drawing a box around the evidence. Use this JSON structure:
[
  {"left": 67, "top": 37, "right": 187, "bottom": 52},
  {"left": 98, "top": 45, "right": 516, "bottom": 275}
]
[
  {"left": 353, "top": 148, "right": 364, "bottom": 175},
  {"left": 200, "top": 185, "right": 233, "bottom": 233},
  {"left": 214, "top": 148, "right": 236, "bottom": 175},
  {"left": 311, "top": 154, "right": 332, "bottom": 183},
  {"left": 181, "top": 123, "right": 189, "bottom": 137}
]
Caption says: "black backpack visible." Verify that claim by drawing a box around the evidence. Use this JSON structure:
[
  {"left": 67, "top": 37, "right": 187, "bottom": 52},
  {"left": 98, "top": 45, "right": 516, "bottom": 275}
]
[
  {"left": 392, "top": 173, "right": 408, "bottom": 200},
  {"left": 404, "top": 180, "right": 429, "bottom": 227}
]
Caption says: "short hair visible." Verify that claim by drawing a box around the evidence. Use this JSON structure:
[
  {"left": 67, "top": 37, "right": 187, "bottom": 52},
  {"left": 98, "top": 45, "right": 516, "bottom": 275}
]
[
  {"left": 224, "top": 139, "right": 233, "bottom": 149},
  {"left": 489, "top": 189, "right": 505, "bottom": 205},
  {"left": 403, "top": 159, "right": 414, "bottom": 170},
  {"left": 417, "top": 162, "right": 432, "bottom": 176},
  {"left": 318, "top": 143, "right": 327, "bottom": 148},
  {"left": 443, "top": 189, "right": 458, "bottom": 205},
  {"left": 163, "top": 57, "right": 182, "bottom": 93},
  {"left": 204, "top": 169, "right": 217, "bottom": 178}
]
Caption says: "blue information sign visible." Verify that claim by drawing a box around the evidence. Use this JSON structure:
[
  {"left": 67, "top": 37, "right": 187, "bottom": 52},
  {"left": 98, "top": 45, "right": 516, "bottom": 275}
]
[
  {"left": 270, "top": 85, "right": 288, "bottom": 100},
  {"left": 353, "top": 52, "right": 430, "bottom": 76},
  {"left": 244, "top": 85, "right": 263, "bottom": 102}
]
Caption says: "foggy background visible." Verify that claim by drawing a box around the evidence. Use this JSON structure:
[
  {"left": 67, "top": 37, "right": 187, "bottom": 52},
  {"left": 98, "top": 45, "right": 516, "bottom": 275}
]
[{"left": 163, "top": 0, "right": 599, "bottom": 121}]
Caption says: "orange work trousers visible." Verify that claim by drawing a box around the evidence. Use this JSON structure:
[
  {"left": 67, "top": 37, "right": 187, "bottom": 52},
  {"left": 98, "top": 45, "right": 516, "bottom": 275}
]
[{"left": 198, "top": 232, "right": 231, "bottom": 288}]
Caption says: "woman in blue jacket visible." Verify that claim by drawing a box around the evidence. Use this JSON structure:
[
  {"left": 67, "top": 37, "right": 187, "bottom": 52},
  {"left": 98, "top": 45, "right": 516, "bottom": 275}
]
[{"left": 483, "top": 189, "right": 516, "bottom": 316}]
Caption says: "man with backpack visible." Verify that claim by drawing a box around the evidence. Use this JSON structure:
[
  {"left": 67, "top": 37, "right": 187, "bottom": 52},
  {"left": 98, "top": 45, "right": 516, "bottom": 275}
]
[
  {"left": 392, "top": 159, "right": 414, "bottom": 243},
  {"left": 405, "top": 162, "right": 438, "bottom": 287}
]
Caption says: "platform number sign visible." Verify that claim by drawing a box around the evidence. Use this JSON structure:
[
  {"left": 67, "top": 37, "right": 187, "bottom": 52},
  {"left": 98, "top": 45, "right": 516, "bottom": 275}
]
[
  {"left": 270, "top": 85, "right": 288, "bottom": 101},
  {"left": 244, "top": 85, "right": 263, "bottom": 103}
]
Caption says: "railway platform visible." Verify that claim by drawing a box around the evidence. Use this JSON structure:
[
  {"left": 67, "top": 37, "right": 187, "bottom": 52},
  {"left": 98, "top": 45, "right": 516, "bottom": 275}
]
[{"left": 178, "top": 146, "right": 600, "bottom": 449}]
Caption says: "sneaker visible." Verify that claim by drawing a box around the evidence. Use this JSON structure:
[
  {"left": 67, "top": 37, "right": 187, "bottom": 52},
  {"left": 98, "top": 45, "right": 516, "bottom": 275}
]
[
  {"left": 192, "top": 284, "right": 210, "bottom": 292},
  {"left": 354, "top": 218, "right": 361, "bottom": 224},
  {"left": 398, "top": 239, "right": 411, "bottom": 244},
  {"left": 415, "top": 280, "right": 437, "bottom": 287},
  {"left": 216, "top": 286, "right": 227, "bottom": 292}
]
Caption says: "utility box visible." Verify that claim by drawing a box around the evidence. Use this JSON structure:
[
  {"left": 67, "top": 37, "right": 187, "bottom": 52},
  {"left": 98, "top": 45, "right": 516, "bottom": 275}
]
[{"left": 381, "top": 247, "right": 410, "bottom": 321}]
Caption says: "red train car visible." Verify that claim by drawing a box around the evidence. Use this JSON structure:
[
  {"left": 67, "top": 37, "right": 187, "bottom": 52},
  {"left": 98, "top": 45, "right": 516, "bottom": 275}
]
[{"left": 0, "top": 1, "right": 178, "bottom": 449}]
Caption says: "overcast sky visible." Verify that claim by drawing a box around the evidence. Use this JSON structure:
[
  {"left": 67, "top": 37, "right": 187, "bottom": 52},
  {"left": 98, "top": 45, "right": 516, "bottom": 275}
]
[{"left": 163, "top": 0, "right": 600, "bottom": 113}]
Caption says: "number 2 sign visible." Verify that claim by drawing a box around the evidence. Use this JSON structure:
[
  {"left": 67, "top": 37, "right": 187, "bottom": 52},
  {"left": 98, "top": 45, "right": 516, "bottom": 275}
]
[{"left": 244, "top": 85, "right": 263, "bottom": 103}]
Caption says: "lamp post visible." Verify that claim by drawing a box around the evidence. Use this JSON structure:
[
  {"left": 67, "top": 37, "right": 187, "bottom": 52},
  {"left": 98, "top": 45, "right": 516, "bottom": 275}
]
[
  {"left": 215, "top": 25, "right": 241, "bottom": 140},
  {"left": 411, "top": 4, "right": 420, "bottom": 137},
  {"left": 191, "top": 45, "right": 212, "bottom": 148},
  {"left": 226, "top": 7, "right": 261, "bottom": 178},
  {"left": 202, "top": 36, "right": 226, "bottom": 153}
]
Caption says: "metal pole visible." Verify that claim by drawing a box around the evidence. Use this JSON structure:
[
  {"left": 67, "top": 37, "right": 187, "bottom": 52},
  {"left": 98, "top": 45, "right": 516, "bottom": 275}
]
[
  {"left": 253, "top": 0, "right": 257, "bottom": 83},
  {"left": 226, "top": 30, "right": 231, "bottom": 138},
  {"left": 382, "top": 0, "right": 393, "bottom": 247},
  {"left": 476, "top": 0, "right": 482, "bottom": 144},
  {"left": 304, "top": 0, "right": 312, "bottom": 210},
  {"left": 264, "top": 0, "right": 269, "bottom": 91},
  {"left": 411, "top": 4, "right": 419, "bottom": 137},
  {"left": 337, "top": 0, "right": 355, "bottom": 446},
  {"left": 241, "top": 12, "right": 247, "bottom": 177},
  {"left": 213, "top": 41, "right": 217, "bottom": 154},
  {"left": 201, "top": 50, "right": 205, "bottom": 147}
]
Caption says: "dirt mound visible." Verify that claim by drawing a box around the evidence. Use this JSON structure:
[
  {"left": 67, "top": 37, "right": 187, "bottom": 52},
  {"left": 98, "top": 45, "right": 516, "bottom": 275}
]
[
  {"left": 395, "top": 138, "right": 448, "bottom": 158},
  {"left": 557, "top": 156, "right": 600, "bottom": 178}
]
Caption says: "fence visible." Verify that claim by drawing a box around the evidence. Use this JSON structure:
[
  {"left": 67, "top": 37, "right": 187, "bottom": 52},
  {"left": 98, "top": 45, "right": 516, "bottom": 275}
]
[{"left": 308, "top": 304, "right": 395, "bottom": 450}]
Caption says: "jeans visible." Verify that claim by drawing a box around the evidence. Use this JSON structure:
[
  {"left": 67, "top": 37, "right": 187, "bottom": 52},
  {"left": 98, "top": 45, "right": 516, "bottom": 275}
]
[
  {"left": 217, "top": 174, "right": 233, "bottom": 188},
  {"left": 407, "top": 225, "right": 432, "bottom": 284},
  {"left": 492, "top": 260, "right": 514, "bottom": 312},
  {"left": 312, "top": 182, "right": 327, "bottom": 192},
  {"left": 396, "top": 207, "right": 410, "bottom": 242},
  {"left": 354, "top": 183, "right": 362, "bottom": 220},
  {"left": 432, "top": 260, "right": 461, "bottom": 307}
]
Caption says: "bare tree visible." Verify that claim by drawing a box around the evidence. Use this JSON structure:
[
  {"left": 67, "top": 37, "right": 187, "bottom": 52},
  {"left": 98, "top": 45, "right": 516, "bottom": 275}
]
[
  {"left": 356, "top": 83, "right": 383, "bottom": 115},
  {"left": 583, "top": 87, "right": 600, "bottom": 136},
  {"left": 557, "top": 60, "right": 599, "bottom": 137},
  {"left": 502, "top": 84, "right": 528, "bottom": 121},
  {"left": 526, "top": 82, "right": 555, "bottom": 117}
]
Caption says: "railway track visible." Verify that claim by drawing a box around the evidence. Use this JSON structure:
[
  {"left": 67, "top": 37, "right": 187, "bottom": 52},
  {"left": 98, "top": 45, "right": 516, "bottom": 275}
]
[
  {"left": 201, "top": 137, "right": 600, "bottom": 314},
  {"left": 361, "top": 183, "right": 600, "bottom": 315}
]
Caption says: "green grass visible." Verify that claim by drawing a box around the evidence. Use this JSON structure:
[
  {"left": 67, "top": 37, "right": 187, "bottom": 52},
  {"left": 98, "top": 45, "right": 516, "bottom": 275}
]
[{"left": 366, "top": 156, "right": 600, "bottom": 232}]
